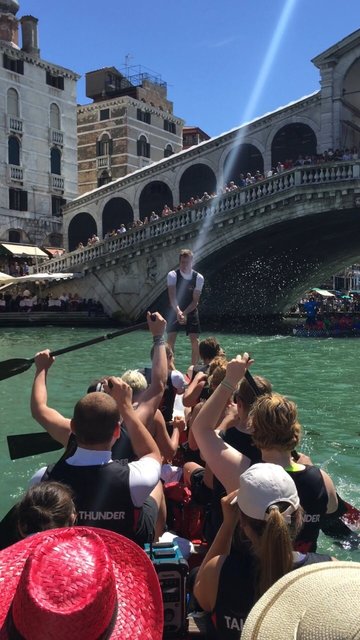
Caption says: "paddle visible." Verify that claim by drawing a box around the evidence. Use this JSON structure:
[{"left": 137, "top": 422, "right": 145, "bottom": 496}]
[
  {"left": 7, "top": 432, "right": 63, "bottom": 460},
  {"left": 0, "top": 321, "right": 147, "bottom": 381}
]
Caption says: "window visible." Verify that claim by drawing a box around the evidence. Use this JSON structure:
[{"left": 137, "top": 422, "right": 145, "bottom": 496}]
[
  {"left": 9, "top": 229, "right": 21, "bottom": 243},
  {"left": 9, "top": 188, "right": 27, "bottom": 211},
  {"left": 97, "top": 170, "right": 112, "bottom": 187},
  {"left": 50, "top": 103, "right": 61, "bottom": 129},
  {"left": 7, "top": 88, "right": 19, "bottom": 116},
  {"left": 52, "top": 195, "right": 65, "bottom": 216},
  {"left": 137, "top": 109, "right": 151, "bottom": 124},
  {"left": 164, "top": 119, "right": 176, "bottom": 134},
  {"left": 100, "top": 108, "right": 110, "bottom": 121},
  {"left": 50, "top": 147, "right": 61, "bottom": 175},
  {"left": 46, "top": 71, "right": 64, "bottom": 90},
  {"left": 8, "top": 136, "right": 20, "bottom": 165},
  {"left": 96, "top": 134, "right": 112, "bottom": 157},
  {"left": 137, "top": 135, "right": 150, "bottom": 158},
  {"left": 3, "top": 53, "right": 24, "bottom": 75},
  {"left": 164, "top": 144, "right": 173, "bottom": 158}
]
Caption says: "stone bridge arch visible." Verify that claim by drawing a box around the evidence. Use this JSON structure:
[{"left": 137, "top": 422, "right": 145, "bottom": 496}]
[
  {"left": 222, "top": 142, "right": 264, "bottom": 183},
  {"left": 271, "top": 122, "right": 317, "bottom": 165},
  {"left": 102, "top": 197, "right": 134, "bottom": 236},
  {"left": 68, "top": 212, "right": 97, "bottom": 251},
  {"left": 179, "top": 163, "right": 217, "bottom": 202},
  {"left": 138, "top": 181, "right": 174, "bottom": 219}
]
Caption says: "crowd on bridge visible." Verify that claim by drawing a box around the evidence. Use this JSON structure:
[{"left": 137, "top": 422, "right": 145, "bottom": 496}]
[
  {"left": 71, "top": 147, "right": 359, "bottom": 249},
  {"left": 0, "top": 303, "right": 358, "bottom": 639}
]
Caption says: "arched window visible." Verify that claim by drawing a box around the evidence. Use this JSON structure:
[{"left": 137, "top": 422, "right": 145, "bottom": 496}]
[
  {"left": 9, "top": 229, "right": 21, "bottom": 243},
  {"left": 164, "top": 144, "right": 173, "bottom": 158},
  {"left": 8, "top": 136, "right": 20, "bottom": 165},
  {"left": 96, "top": 134, "right": 113, "bottom": 157},
  {"left": 7, "top": 88, "right": 19, "bottom": 116},
  {"left": 137, "top": 135, "right": 150, "bottom": 158},
  {"left": 50, "top": 103, "right": 61, "bottom": 130},
  {"left": 50, "top": 147, "right": 61, "bottom": 175}
]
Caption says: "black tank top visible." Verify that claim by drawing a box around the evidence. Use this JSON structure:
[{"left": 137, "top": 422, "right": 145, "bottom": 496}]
[
  {"left": 43, "top": 459, "right": 137, "bottom": 541},
  {"left": 210, "top": 550, "right": 332, "bottom": 639},
  {"left": 287, "top": 465, "right": 328, "bottom": 552},
  {"left": 175, "top": 269, "right": 198, "bottom": 309}
]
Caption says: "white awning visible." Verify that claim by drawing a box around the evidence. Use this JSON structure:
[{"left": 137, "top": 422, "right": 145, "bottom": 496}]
[
  {"left": 0, "top": 272, "right": 74, "bottom": 291},
  {"left": 0, "top": 243, "right": 49, "bottom": 258},
  {"left": 309, "top": 288, "right": 335, "bottom": 297}
]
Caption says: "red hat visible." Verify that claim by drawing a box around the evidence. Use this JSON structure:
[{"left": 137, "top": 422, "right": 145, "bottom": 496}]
[{"left": 0, "top": 527, "right": 163, "bottom": 640}]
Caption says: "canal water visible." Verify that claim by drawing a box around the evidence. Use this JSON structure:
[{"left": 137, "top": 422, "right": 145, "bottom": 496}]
[{"left": 0, "top": 326, "right": 359, "bottom": 559}]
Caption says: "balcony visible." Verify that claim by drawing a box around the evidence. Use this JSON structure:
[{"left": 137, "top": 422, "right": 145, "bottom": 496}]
[
  {"left": 7, "top": 115, "right": 23, "bottom": 134},
  {"left": 96, "top": 155, "right": 111, "bottom": 170},
  {"left": 8, "top": 165, "right": 23, "bottom": 182},
  {"left": 50, "top": 174, "right": 64, "bottom": 191},
  {"left": 49, "top": 127, "right": 64, "bottom": 145}
]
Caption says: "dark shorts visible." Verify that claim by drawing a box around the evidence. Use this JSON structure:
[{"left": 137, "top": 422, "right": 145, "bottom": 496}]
[
  {"left": 190, "top": 468, "right": 213, "bottom": 506},
  {"left": 135, "top": 495, "right": 158, "bottom": 546},
  {"left": 167, "top": 308, "right": 201, "bottom": 335}
]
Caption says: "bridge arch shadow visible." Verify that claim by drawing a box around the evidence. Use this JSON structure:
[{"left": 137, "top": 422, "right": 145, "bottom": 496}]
[
  {"left": 139, "top": 181, "right": 173, "bottom": 220},
  {"left": 223, "top": 143, "right": 264, "bottom": 183},
  {"left": 102, "top": 198, "right": 134, "bottom": 236},
  {"left": 179, "top": 164, "right": 217, "bottom": 202},
  {"left": 68, "top": 212, "right": 97, "bottom": 251},
  {"left": 271, "top": 123, "right": 317, "bottom": 166}
]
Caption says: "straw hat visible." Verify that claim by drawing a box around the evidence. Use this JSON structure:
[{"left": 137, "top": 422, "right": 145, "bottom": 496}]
[
  {"left": 0, "top": 527, "right": 163, "bottom": 640},
  {"left": 242, "top": 561, "right": 360, "bottom": 640}
]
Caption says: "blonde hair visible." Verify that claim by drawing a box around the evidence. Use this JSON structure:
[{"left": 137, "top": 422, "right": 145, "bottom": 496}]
[
  {"left": 208, "top": 361, "right": 227, "bottom": 389},
  {"left": 121, "top": 370, "right": 148, "bottom": 396},
  {"left": 240, "top": 505, "right": 303, "bottom": 597},
  {"left": 249, "top": 393, "right": 301, "bottom": 451}
]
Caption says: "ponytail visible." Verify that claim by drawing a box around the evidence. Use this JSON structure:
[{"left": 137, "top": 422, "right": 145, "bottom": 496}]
[{"left": 240, "top": 503, "right": 303, "bottom": 598}]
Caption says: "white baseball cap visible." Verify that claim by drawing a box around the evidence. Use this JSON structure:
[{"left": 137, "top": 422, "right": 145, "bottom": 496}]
[{"left": 234, "top": 463, "right": 300, "bottom": 522}]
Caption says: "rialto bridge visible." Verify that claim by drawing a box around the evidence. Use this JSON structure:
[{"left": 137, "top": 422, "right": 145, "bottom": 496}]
[
  {"left": 38, "top": 30, "right": 360, "bottom": 322},
  {"left": 40, "top": 160, "right": 360, "bottom": 322}
]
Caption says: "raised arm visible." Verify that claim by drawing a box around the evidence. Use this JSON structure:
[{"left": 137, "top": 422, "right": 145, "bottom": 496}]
[
  {"left": 135, "top": 311, "right": 168, "bottom": 426},
  {"left": 182, "top": 371, "right": 207, "bottom": 407},
  {"left": 191, "top": 354, "right": 253, "bottom": 492},
  {"left": 104, "top": 376, "right": 161, "bottom": 464},
  {"left": 30, "top": 350, "right": 71, "bottom": 446}
]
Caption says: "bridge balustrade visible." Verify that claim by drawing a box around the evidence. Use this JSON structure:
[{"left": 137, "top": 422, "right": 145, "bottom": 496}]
[{"left": 37, "top": 160, "right": 359, "bottom": 275}]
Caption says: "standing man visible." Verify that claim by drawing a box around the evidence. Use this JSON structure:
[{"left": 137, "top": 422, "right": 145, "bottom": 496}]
[{"left": 167, "top": 249, "right": 204, "bottom": 365}]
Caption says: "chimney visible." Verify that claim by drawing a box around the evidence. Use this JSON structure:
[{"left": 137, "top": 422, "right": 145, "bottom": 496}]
[{"left": 20, "top": 15, "right": 39, "bottom": 56}]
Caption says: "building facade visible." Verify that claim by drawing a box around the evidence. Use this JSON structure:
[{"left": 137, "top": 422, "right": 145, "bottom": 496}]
[
  {"left": 0, "top": 0, "right": 79, "bottom": 249},
  {"left": 77, "top": 66, "right": 184, "bottom": 195}
]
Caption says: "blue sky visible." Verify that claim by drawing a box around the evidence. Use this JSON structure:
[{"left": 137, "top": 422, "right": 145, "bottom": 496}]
[{"left": 18, "top": 0, "right": 360, "bottom": 136}]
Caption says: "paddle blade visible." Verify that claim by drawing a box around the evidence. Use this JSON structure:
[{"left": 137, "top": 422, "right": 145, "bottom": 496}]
[
  {"left": 0, "top": 358, "right": 34, "bottom": 381},
  {"left": 7, "top": 432, "right": 63, "bottom": 460}
]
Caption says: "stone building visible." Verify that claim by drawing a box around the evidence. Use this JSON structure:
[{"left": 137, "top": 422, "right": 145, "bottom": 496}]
[
  {"left": 77, "top": 66, "right": 184, "bottom": 196},
  {"left": 0, "top": 0, "right": 79, "bottom": 252}
]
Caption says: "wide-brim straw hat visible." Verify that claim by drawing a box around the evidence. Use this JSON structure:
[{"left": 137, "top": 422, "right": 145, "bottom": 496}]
[
  {"left": 0, "top": 526, "right": 163, "bottom": 640},
  {"left": 242, "top": 561, "right": 360, "bottom": 640}
]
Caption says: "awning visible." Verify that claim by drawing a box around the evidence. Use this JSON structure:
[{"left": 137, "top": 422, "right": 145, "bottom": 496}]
[
  {"left": 0, "top": 272, "right": 75, "bottom": 292},
  {"left": 309, "top": 288, "right": 335, "bottom": 297},
  {"left": 0, "top": 243, "right": 49, "bottom": 258},
  {"left": 43, "top": 247, "right": 66, "bottom": 258}
]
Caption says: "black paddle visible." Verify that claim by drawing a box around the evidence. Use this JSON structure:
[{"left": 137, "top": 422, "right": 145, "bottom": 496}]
[
  {"left": 0, "top": 321, "right": 147, "bottom": 381},
  {"left": 7, "top": 432, "right": 63, "bottom": 460}
]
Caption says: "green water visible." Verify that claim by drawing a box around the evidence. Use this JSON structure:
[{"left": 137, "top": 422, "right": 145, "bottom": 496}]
[{"left": 0, "top": 326, "right": 359, "bottom": 559}]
